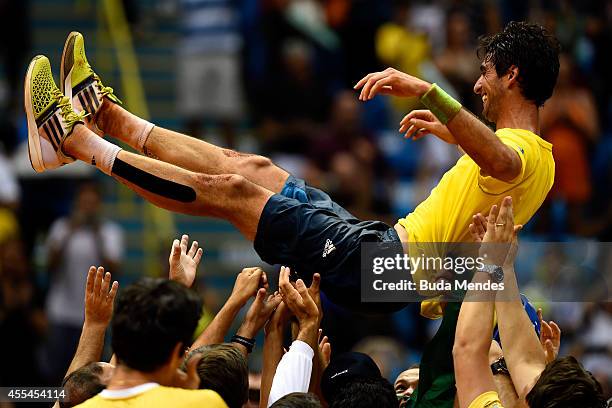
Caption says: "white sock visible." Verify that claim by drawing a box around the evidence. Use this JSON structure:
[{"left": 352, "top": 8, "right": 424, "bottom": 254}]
[
  {"left": 71, "top": 128, "right": 122, "bottom": 175},
  {"left": 130, "top": 119, "right": 155, "bottom": 152}
]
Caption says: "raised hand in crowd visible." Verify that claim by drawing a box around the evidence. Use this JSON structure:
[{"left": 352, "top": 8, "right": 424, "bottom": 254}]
[
  {"left": 169, "top": 234, "right": 203, "bottom": 288},
  {"left": 537, "top": 308, "right": 561, "bottom": 363},
  {"left": 233, "top": 288, "right": 282, "bottom": 355},
  {"left": 192, "top": 267, "right": 268, "bottom": 348},
  {"left": 278, "top": 266, "right": 320, "bottom": 349},
  {"left": 64, "top": 266, "right": 118, "bottom": 378}
]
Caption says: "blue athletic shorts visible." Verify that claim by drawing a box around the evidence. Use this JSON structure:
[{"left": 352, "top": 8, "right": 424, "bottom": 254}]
[{"left": 254, "top": 176, "right": 405, "bottom": 313}]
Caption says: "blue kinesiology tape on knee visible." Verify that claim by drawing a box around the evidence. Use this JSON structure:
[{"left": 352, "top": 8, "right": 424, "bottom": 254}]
[{"left": 111, "top": 157, "right": 196, "bottom": 202}]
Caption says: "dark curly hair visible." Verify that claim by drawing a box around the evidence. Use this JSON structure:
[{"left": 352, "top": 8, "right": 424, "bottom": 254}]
[
  {"left": 477, "top": 21, "right": 560, "bottom": 107},
  {"left": 111, "top": 278, "right": 202, "bottom": 372},
  {"left": 525, "top": 356, "right": 606, "bottom": 408}
]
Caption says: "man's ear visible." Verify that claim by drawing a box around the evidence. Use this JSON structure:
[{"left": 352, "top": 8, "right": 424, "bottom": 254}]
[{"left": 506, "top": 65, "right": 520, "bottom": 87}]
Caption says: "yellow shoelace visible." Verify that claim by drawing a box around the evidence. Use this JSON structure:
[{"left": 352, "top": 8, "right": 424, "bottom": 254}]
[
  {"left": 52, "top": 89, "right": 89, "bottom": 132},
  {"left": 93, "top": 73, "right": 123, "bottom": 104}
]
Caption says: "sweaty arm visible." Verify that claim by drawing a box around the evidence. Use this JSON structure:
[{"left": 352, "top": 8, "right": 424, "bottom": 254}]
[{"left": 446, "top": 109, "right": 522, "bottom": 182}]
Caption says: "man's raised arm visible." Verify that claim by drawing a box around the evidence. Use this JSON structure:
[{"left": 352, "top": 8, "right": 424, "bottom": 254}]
[
  {"left": 354, "top": 68, "right": 521, "bottom": 182},
  {"left": 453, "top": 197, "right": 518, "bottom": 408},
  {"left": 64, "top": 266, "right": 118, "bottom": 378},
  {"left": 471, "top": 200, "right": 548, "bottom": 398}
]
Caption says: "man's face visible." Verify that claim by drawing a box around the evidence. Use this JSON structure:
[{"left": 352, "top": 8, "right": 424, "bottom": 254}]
[
  {"left": 395, "top": 367, "right": 419, "bottom": 407},
  {"left": 473, "top": 60, "right": 504, "bottom": 122}
]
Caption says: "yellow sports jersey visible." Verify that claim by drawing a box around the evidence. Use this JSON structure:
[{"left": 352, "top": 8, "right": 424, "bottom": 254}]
[
  {"left": 468, "top": 391, "right": 504, "bottom": 408},
  {"left": 398, "top": 128, "right": 553, "bottom": 295},
  {"left": 399, "top": 128, "right": 554, "bottom": 243},
  {"left": 75, "top": 384, "right": 228, "bottom": 408}
]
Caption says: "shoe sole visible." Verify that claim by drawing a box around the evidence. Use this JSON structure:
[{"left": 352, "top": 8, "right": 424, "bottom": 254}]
[
  {"left": 60, "top": 31, "right": 79, "bottom": 100},
  {"left": 24, "top": 56, "right": 46, "bottom": 173}
]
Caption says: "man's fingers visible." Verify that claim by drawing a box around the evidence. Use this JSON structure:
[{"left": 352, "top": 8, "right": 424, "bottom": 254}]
[
  {"left": 180, "top": 234, "right": 189, "bottom": 253},
  {"left": 309, "top": 273, "right": 321, "bottom": 294},
  {"left": 171, "top": 239, "right": 181, "bottom": 260},
  {"left": 496, "top": 196, "right": 511, "bottom": 227},
  {"left": 93, "top": 267, "right": 104, "bottom": 300},
  {"left": 367, "top": 75, "right": 394, "bottom": 100},
  {"left": 86, "top": 266, "right": 96, "bottom": 296},
  {"left": 261, "top": 271, "right": 269, "bottom": 290},
  {"left": 537, "top": 308, "right": 544, "bottom": 325},
  {"left": 550, "top": 321, "right": 561, "bottom": 341},
  {"left": 101, "top": 271, "right": 111, "bottom": 296},
  {"left": 541, "top": 319, "right": 552, "bottom": 339},
  {"left": 267, "top": 292, "right": 283, "bottom": 310},
  {"left": 474, "top": 214, "right": 487, "bottom": 237},
  {"left": 360, "top": 71, "right": 388, "bottom": 100},
  {"left": 279, "top": 266, "right": 293, "bottom": 294},
  {"left": 322, "top": 342, "right": 332, "bottom": 364},
  {"left": 544, "top": 339, "right": 555, "bottom": 360},
  {"left": 487, "top": 205, "right": 499, "bottom": 228},
  {"left": 192, "top": 247, "right": 203, "bottom": 265},
  {"left": 469, "top": 223, "right": 482, "bottom": 243},
  {"left": 254, "top": 287, "right": 266, "bottom": 304},
  {"left": 354, "top": 72, "right": 375, "bottom": 90},
  {"left": 188, "top": 240, "right": 199, "bottom": 258},
  {"left": 400, "top": 110, "right": 434, "bottom": 127},
  {"left": 108, "top": 280, "right": 119, "bottom": 301}
]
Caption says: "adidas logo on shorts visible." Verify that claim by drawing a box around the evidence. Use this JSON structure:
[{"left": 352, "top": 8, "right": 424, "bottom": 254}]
[{"left": 322, "top": 239, "right": 336, "bottom": 258}]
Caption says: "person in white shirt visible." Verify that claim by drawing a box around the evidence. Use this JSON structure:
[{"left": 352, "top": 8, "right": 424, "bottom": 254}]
[{"left": 43, "top": 182, "right": 124, "bottom": 384}]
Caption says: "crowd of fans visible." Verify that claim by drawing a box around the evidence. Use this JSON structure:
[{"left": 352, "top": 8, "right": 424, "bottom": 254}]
[{"left": 1, "top": 0, "right": 611, "bottom": 406}]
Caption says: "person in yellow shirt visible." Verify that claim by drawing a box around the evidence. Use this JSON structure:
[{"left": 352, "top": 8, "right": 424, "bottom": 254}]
[
  {"left": 74, "top": 278, "right": 227, "bottom": 408},
  {"left": 27, "top": 23, "right": 556, "bottom": 314}
]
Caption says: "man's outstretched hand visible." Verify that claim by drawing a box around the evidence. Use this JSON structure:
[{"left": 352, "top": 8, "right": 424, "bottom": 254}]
[
  {"left": 354, "top": 67, "right": 431, "bottom": 101},
  {"left": 169, "top": 234, "right": 203, "bottom": 288},
  {"left": 84, "top": 266, "right": 118, "bottom": 329}
]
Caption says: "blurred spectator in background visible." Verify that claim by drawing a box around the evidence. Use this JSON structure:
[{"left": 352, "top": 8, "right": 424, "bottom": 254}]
[
  {"left": 574, "top": 303, "right": 612, "bottom": 397},
  {"left": 0, "top": 238, "right": 45, "bottom": 386},
  {"left": 176, "top": 0, "right": 244, "bottom": 147},
  {"left": 0, "top": 148, "right": 20, "bottom": 244},
  {"left": 434, "top": 9, "right": 480, "bottom": 113},
  {"left": 306, "top": 90, "right": 392, "bottom": 221},
  {"left": 42, "top": 182, "right": 124, "bottom": 384},
  {"left": 375, "top": 0, "right": 430, "bottom": 120},
  {"left": 259, "top": 38, "right": 328, "bottom": 155},
  {"left": 540, "top": 53, "right": 610, "bottom": 236}
]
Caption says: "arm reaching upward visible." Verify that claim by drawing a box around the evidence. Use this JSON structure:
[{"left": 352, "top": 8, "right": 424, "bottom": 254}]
[
  {"left": 191, "top": 267, "right": 267, "bottom": 348},
  {"left": 471, "top": 199, "right": 548, "bottom": 398},
  {"left": 453, "top": 198, "right": 516, "bottom": 408},
  {"left": 64, "top": 266, "right": 118, "bottom": 378}
]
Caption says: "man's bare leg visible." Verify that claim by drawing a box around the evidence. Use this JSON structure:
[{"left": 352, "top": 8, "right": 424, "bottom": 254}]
[
  {"left": 63, "top": 124, "right": 273, "bottom": 240},
  {"left": 96, "top": 101, "right": 290, "bottom": 192}
]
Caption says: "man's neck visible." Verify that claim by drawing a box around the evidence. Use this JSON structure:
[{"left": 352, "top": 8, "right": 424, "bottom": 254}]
[
  {"left": 106, "top": 364, "right": 171, "bottom": 390},
  {"left": 495, "top": 97, "right": 540, "bottom": 134}
]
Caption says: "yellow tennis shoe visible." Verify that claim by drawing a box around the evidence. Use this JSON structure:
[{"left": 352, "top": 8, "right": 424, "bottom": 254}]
[
  {"left": 60, "top": 31, "right": 121, "bottom": 136},
  {"left": 24, "top": 55, "right": 87, "bottom": 172}
]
